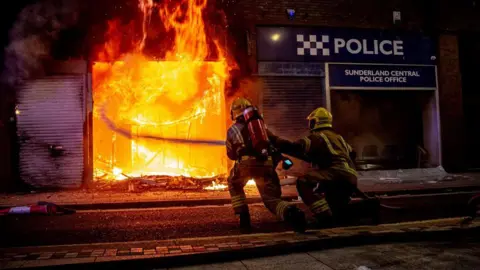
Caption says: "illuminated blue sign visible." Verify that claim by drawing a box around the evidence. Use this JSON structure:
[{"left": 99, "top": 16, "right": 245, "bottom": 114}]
[
  {"left": 328, "top": 64, "right": 437, "bottom": 89},
  {"left": 257, "top": 27, "right": 436, "bottom": 65}
]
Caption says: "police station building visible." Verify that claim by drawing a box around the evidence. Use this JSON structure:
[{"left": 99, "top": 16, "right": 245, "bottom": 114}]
[{"left": 256, "top": 26, "right": 440, "bottom": 171}]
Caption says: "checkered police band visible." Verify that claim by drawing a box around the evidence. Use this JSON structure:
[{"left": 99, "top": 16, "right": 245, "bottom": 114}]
[{"left": 297, "top": 34, "right": 330, "bottom": 56}]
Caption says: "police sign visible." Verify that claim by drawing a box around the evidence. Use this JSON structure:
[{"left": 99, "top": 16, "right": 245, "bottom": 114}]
[
  {"left": 328, "top": 64, "right": 437, "bottom": 89},
  {"left": 257, "top": 27, "right": 436, "bottom": 64},
  {"left": 296, "top": 34, "right": 405, "bottom": 56}
]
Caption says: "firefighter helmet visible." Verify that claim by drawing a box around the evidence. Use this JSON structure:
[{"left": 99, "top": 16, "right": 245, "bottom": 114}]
[
  {"left": 230, "top": 97, "right": 252, "bottom": 120},
  {"left": 307, "top": 107, "right": 332, "bottom": 130}
]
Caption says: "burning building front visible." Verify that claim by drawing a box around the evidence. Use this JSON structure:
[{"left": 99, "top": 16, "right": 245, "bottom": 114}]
[
  {"left": 13, "top": 0, "right": 468, "bottom": 191},
  {"left": 93, "top": 60, "right": 228, "bottom": 183},
  {"left": 14, "top": 0, "right": 239, "bottom": 189}
]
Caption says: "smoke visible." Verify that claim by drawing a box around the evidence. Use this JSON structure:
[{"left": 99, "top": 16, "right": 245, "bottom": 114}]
[{"left": 1, "top": 0, "right": 79, "bottom": 86}]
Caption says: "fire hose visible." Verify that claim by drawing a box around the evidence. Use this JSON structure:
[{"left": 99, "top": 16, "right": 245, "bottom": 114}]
[
  {"left": 101, "top": 103, "right": 296, "bottom": 168},
  {"left": 100, "top": 104, "right": 402, "bottom": 212},
  {"left": 461, "top": 193, "right": 480, "bottom": 225},
  {"left": 353, "top": 187, "right": 404, "bottom": 210},
  {"left": 100, "top": 103, "right": 226, "bottom": 146}
]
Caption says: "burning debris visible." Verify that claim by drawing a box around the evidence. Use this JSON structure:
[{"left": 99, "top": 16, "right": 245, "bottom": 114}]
[
  {"left": 92, "top": 175, "right": 256, "bottom": 192},
  {"left": 92, "top": 0, "right": 233, "bottom": 188},
  {"left": 94, "top": 174, "right": 228, "bottom": 192}
]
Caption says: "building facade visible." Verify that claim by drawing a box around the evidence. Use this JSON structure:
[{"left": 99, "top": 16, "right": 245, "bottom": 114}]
[
  {"left": 256, "top": 26, "right": 440, "bottom": 170},
  {"left": 225, "top": 0, "right": 480, "bottom": 172},
  {"left": 2, "top": 0, "right": 480, "bottom": 190}
]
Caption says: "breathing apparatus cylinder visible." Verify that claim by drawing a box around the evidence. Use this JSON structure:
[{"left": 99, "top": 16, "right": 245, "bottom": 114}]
[
  {"left": 242, "top": 106, "right": 270, "bottom": 159},
  {"left": 242, "top": 106, "right": 294, "bottom": 169}
]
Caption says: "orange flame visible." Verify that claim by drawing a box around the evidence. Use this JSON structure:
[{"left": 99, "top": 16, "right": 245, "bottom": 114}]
[
  {"left": 93, "top": 0, "right": 231, "bottom": 181},
  {"left": 204, "top": 181, "right": 228, "bottom": 191},
  {"left": 203, "top": 178, "right": 255, "bottom": 191}
]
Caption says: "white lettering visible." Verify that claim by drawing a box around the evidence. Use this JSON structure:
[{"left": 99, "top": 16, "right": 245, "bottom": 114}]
[
  {"left": 346, "top": 39, "right": 362, "bottom": 54},
  {"left": 384, "top": 77, "right": 407, "bottom": 83},
  {"left": 379, "top": 40, "right": 393, "bottom": 55},
  {"left": 345, "top": 69, "right": 391, "bottom": 76},
  {"left": 360, "top": 76, "right": 383, "bottom": 83},
  {"left": 390, "top": 70, "right": 420, "bottom": 77},
  {"left": 344, "top": 68, "right": 423, "bottom": 85},
  {"left": 334, "top": 38, "right": 346, "bottom": 53},
  {"left": 362, "top": 39, "right": 374, "bottom": 55},
  {"left": 330, "top": 38, "right": 405, "bottom": 56},
  {"left": 393, "top": 40, "right": 404, "bottom": 55},
  {"left": 373, "top": 40, "right": 379, "bottom": 55}
]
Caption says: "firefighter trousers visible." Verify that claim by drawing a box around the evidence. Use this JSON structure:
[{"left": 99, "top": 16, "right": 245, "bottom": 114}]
[
  {"left": 228, "top": 159, "right": 291, "bottom": 220},
  {"left": 296, "top": 169, "right": 357, "bottom": 218}
]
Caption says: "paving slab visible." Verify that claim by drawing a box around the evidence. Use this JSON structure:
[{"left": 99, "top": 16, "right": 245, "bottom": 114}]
[
  {"left": 0, "top": 217, "right": 479, "bottom": 269},
  {"left": 241, "top": 253, "right": 332, "bottom": 270},
  {"left": 172, "top": 261, "right": 247, "bottom": 270},
  {"left": 19, "top": 257, "right": 95, "bottom": 268},
  {"left": 0, "top": 261, "right": 25, "bottom": 270},
  {"left": 166, "top": 240, "right": 480, "bottom": 270}
]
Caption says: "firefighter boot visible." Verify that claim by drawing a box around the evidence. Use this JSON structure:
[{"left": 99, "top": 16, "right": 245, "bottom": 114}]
[
  {"left": 284, "top": 206, "right": 307, "bottom": 233},
  {"left": 239, "top": 212, "right": 252, "bottom": 233}
]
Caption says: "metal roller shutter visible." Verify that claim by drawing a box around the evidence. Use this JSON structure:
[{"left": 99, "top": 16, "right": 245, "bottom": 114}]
[
  {"left": 261, "top": 76, "right": 325, "bottom": 141},
  {"left": 17, "top": 75, "right": 85, "bottom": 188}
]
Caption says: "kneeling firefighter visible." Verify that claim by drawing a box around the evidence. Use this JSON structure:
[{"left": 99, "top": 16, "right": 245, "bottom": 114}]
[
  {"left": 226, "top": 97, "right": 307, "bottom": 233},
  {"left": 268, "top": 107, "right": 359, "bottom": 227}
]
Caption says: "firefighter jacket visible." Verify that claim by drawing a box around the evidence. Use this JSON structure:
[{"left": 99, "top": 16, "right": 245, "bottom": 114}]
[
  {"left": 226, "top": 121, "right": 255, "bottom": 161},
  {"left": 268, "top": 129, "right": 358, "bottom": 178}
]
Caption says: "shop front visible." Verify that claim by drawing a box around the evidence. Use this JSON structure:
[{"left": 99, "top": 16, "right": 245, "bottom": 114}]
[{"left": 256, "top": 26, "right": 440, "bottom": 170}]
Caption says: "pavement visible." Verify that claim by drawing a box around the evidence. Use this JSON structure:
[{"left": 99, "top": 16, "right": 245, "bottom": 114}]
[
  {"left": 0, "top": 217, "right": 479, "bottom": 269},
  {"left": 1, "top": 171, "right": 478, "bottom": 210},
  {"left": 170, "top": 240, "right": 480, "bottom": 270}
]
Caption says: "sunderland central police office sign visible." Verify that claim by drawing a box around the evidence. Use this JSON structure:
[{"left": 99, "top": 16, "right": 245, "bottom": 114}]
[
  {"left": 257, "top": 27, "right": 436, "bottom": 64},
  {"left": 328, "top": 64, "right": 437, "bottom": 89}
]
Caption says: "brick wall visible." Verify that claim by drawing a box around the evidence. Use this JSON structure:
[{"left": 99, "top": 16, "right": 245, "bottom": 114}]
[
  {"left": 224, "top": 0, "right": 427, "bottom": 73},
  {"left": 437, "top": 35, "right": 466, "bottom": 171},
  {"left": 435, "top": 1, "right": 480, "bottom": 31},
  {"left": 223, "top": 0, "right": 476, "bottom": 171}
]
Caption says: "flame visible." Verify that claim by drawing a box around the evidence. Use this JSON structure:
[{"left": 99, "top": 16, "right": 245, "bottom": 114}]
[
  {"left": 204, "top": 181, "right": 228, "bottom": 191},
  {"left": 203, "top": 178, "right": 255, "bottom": 191},
  {"left": 93, "top": 0, "right": 231, "bottom": 182}
]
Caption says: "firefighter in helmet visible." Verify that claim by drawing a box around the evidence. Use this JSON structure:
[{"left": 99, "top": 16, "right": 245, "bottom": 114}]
[
  {"left": 226, "top": 97, "right": 306, "bottom": 233},
  {"left": 268, "top": 107, "right": 358, "bottom": 227}
]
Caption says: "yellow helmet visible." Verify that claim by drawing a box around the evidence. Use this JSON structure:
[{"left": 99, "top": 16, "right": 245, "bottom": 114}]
[
  {"left": 230, "top": 97, "right": 252, "bottom": 120},
  {"left": 307, "top": 107, "right": 333, "bottom": 130}
]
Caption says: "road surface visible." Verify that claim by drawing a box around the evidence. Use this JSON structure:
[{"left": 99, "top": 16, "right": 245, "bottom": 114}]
[
  {"left": 0, "top": 204, "right": 291, "bottom": 248},
  {"left": 0, "top": 191, "right": 475, "bottom": 248}
]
